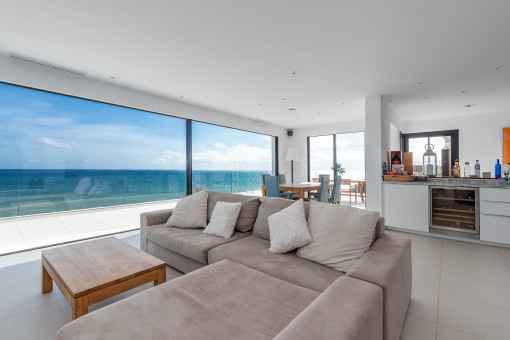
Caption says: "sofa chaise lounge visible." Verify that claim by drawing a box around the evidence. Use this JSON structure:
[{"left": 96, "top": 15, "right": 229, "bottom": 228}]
[{"left": 56, "top": 189, "right": 411, "bottom": 340}]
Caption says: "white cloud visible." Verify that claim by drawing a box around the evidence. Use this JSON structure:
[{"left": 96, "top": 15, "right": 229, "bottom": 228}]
[
  {"left": 153, "top": 150, "right": 186, "bottom": 165},
  {"left": 194, "top": 144, "right": 271, "bottom": 164},
  {"left": 38, "top": 137, "right": 71, "bottom": 149},
  {"left": 213, "top": 142, "right": 227, "bottom": 149}
]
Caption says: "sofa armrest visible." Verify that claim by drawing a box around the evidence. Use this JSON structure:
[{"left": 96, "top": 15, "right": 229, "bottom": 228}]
[
  {"left": 274, "top": 276, "right": 383, "bottom": 340},
  {"left": 347, "top": 234, "right": 412, "bottom": 340},
  {"left": 140, "top": 209, "right": 173, "bottom": 251}
]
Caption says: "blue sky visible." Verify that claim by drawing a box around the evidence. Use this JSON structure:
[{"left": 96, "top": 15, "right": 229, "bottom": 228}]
[{"left": 0, "top": 83, "right": 273, "bottom": 170}]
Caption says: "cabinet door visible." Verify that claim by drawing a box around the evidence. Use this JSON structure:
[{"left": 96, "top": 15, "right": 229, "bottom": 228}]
[
  {"left": 480, "top": 214, "right": 510, "bottom": 244},
  {"left": 382, "top": 184, "right": 429, "bottom": 232}
]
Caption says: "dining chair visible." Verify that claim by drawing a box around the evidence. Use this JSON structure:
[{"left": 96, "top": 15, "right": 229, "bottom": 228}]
[
  {"left": 309, "top": 174, "right": 330, "bottom": 199},
  {"left": 262, "top": 174, "right": 271, "bottom": 185},
  {"left": 329, "top": 175, "right": 342, "bottom": 204},
  {"left": 314, "top": 175, "right": 330, "bottom": 202},
  {"left": 265, "top": 175, "right": 281, "bottom": 197},
  {"left": 278, "top": 174, "right": 296, "bottom": 199}
]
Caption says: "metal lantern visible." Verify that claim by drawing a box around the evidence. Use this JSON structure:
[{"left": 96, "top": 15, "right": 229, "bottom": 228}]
[{"left": 423, "top": 143, "right": 437, "bottom": 177}]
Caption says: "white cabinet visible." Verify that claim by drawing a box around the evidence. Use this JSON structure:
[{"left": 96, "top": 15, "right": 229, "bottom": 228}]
[
  {"left": 479, "top": 188, "right": 510, "bottom": 243},
  {"left": 382, "top": 184, "right": 429, "bottom": 232}
]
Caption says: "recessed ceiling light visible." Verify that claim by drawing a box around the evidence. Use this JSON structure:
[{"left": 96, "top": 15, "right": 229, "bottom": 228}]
[
  {"left": 317, "top": 112, "right": 321, "bottom": 115},
  {"left": 460, "top": 90, "right": 467, "bottom": 93},
  {"left": 341, "top": 102, "right": 345, "bottom": 105},
  {"left": 424, "top": 96, "right": 428, "bottom": 99},
  {"left": 388, "top": 100, "right": 392, "bottom": 103},
  {"left": 465, "top": 104, "right": 476, "bottom": 107},
  {"left": 179, "top": 96, "right": 184, "bottom": 99},
  {"left": 224, "top": 108, "right": 228, "bottom": 111},
  {"left": 417, "top": 81, "right": 424, "bottom": 85},
  {"left": 288, "top": 108, "right": 297, "bottom": 111},
  {"left": 110, "top": 76, "right": 115, "bottom": 79},
  {"left": 283, "top": 98, "right": 286, "bottom": 101},
  {"left": 259, "top": 103, "right": 263, "bottom": 106},
  {"left": 292, "top": 71, "right": 297, "bottom": 75},
  {"left": 494, "top": 66, "right": 504, "bottom": 70}
]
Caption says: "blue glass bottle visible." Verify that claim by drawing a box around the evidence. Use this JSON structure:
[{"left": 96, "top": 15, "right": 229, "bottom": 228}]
[{"left": 495, "top": 159, "right": 502, "bottom": 178}]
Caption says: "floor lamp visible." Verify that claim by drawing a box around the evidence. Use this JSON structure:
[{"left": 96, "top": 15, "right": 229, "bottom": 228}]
[{"left": 285, "top": 148, "right": 300, "bottom": 183}]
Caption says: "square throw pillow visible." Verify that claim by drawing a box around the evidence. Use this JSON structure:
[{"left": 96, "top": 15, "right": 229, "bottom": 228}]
[
  {"left": 203, "top": 202, "right": 243, "bottom": 238},
  {"left": 297, "top": 201, "right": 379, "bottom": 272},
  {"left": 164, "top": 190, "right": 208, "bottom": 228},
  {"left": 268, "top": 200, "right": 311, "bottom": 253}
]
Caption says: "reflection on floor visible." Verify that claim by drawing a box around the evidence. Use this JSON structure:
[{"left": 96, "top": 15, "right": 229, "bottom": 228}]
[
  {"left": 1, "top": 228, "right": 509, "bottom": 339},
  {"left": 0, "top": 200, "right": 178, "bottom": 255}
]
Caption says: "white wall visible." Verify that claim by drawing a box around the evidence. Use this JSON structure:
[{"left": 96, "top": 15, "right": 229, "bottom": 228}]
[
  {"left": 403, "top": 111, "right": 510, "bottom": 176},
  {"left": 0, "top": 56, "right": 289, "bottom": 173},
  {"left": 286, "top": 120, "right": 365, "bottom": 183}
]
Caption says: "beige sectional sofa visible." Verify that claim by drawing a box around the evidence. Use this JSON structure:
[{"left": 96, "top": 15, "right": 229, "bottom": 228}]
[{"left": 56, "top": 190, "right": 411, "bottom": 340}]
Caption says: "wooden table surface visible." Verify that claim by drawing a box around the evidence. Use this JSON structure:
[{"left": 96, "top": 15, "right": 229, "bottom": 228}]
[
  {"left": 42, "top": 237, "right": 166, "bottom": 319},
  {"left": 262, "top": 182, "right": 334, "bottom": 199}
]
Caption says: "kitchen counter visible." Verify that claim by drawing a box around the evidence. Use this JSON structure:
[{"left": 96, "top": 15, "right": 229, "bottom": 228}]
[{"left": 383, "top": 177, "right": 509, "bottom": 189}]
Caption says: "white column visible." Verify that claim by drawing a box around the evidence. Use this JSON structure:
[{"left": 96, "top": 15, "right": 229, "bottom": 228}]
[{"left": 365, "top": 96, "right": 383, "bottom": 213}]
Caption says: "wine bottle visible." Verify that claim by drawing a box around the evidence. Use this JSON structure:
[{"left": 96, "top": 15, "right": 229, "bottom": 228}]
[{"left": 391, "top": 153, "right": 401, "bottom": 165}]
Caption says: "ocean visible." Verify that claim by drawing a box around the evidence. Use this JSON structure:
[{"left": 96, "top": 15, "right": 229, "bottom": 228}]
[{"left": 0, "top": 169, "right": 270, "bottom": 218}]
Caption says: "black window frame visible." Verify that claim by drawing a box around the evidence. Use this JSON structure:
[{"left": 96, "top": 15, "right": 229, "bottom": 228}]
[{"left": 402, "top": 129, "right": 459, "bottom": 166}]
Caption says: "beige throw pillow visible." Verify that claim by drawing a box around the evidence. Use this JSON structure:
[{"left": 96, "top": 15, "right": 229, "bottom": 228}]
[
  {"left": 164, "top": 190, "right": 208, "bottom": 228},
  {"left": 268, "top": 200, "right": 311, "bottom": 253},
  {"left": 203, "top": 202, "right": 243, "bottom": 238},
  {"left": 297, "top": 201, "right": 379, "bottom": 272}
]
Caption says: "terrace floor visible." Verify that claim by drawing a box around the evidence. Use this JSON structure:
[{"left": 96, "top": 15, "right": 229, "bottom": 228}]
[{"left": 0, "top": 200, "right": 178, "bottom": 255}]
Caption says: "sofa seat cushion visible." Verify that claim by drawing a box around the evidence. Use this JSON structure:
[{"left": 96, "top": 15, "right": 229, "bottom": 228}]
[
  {"left": 146, "top": 224, "right": 249, "bottom": 264},
  {"left": 208, "top": 236, "right": 343, "bottom": 292},
  {"left": 56, "top": 260, "right": 320, "bottom": 340}
]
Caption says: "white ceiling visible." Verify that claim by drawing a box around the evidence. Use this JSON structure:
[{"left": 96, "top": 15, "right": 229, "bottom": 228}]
[{"left": 0, "top": 0, "right": 509, "bottom": 128}]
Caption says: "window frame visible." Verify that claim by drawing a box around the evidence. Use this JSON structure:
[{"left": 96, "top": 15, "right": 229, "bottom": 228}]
[{"left": 402, "top": 129, "right": 459, "bottom": 166}]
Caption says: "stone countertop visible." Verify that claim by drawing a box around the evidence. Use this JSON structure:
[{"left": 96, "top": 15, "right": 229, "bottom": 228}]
[{"left": 383, "top": 177, "right": 510, "bottom": 189}]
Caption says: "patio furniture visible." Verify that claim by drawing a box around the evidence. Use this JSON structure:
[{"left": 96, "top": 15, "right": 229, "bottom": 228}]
[{"left": 42, "top": 237, "right": 166, "bottom": 320}]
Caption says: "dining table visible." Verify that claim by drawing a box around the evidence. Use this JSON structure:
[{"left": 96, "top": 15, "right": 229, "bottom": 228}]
[{"left": 262, "top": 182, "right": 334, "bottom": 200}]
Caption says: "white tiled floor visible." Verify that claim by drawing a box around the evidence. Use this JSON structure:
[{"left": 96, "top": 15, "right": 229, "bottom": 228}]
[
  {"left": 2, "top": 223, "right": 509, "bottom": 339},
  {"left": 0, "top": 200, "right": 178, "bottom": 255},
  {"left": 0, "top": 231, "right": 184, "bottom": 340},
  {"left": 390, "top": 230, "right": 510, "bottom": 340}
]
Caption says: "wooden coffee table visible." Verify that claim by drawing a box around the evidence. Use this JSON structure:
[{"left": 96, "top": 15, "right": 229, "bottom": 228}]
[{"left": 42, "top": 237, "right": 166, "bottom": 320}]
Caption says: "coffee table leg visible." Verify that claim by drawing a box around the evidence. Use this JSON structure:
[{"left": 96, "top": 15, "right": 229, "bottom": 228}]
[
  {"left": 42, "top": 263, "right": 53, "bottom": 293},
  {"left": 72, "top": 295, "right": 89, "bottom": 320},
  {"left": 155, "top": 267, "right": 166, "bottom": 286}
]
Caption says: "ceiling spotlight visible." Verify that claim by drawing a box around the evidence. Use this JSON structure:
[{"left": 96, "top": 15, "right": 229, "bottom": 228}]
[
  {"left": 317, "top": 112, "right": 321, "bottom": 115},
  {"left": 460, "top": 90, "right": 467, "bottom": 93},
  {"left": 110, "top": 76, "right": 115, "bottom": 79},
  {"left": 494, "top": 66, "right": 504, "bottom": 70},
  {"left": 179, "top": 96, "right": 184, "bottom": 99},
  {"left": 388, "top": 100, "right": 392, "bottom": 103},
  {"left": 417, "top": 81, "right": 424, "bottom": 85},
  {"left": 465, "top": 104, "right": 476, "bottom": 107},
  {"left": 283, "top": 98, "right": 286, "bottom": 101},
  {"left": 342, "top": 102, "right": 345, "bottom": 105},
  {"left": 288, "top": 108, "right": 297, "bottom": 111},
  {"left": 292, "top": 71, "right": 297, "bottom": 75},
  {"left": 224, "top": 108, "right": 228, "bottom": 111},
  {"left": 259, "top": 103, "right": 263, "bottom": 106},
  {"left": 424, "top": 96, "right": 428, "bottom": 99}
]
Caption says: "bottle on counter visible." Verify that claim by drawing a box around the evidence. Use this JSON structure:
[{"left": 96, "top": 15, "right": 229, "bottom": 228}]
[
  {"left": 464, "top": 162, "right": 471, "bottom": 177},
  {"left": 391, "top": 152, "right": 401, "bottom": 165},
  {"left": 453, "top": 159, "right": 461, "bottom": 178},
  {"left": 495, "top": 159, "right": 502, "bottom": 178},
  {"left": 475, "top": 160, "right": 481, "bottom": 177}
]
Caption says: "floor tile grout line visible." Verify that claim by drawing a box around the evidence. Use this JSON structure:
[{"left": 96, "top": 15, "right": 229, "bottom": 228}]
[
  {"left": 435, "top": 239, "right": 443, "bottom": 340},
  {"left": 439, "top": 267, "right": 510, "bottom": 287},
  {"left": 498, "top": 247, "right": 510, "bottom": 270},
  {"left": 436, "top": 322, "right": 484, "bottom": 340},
  {"left": 439, "top": 290, "right": 510, "bottom": 313}
]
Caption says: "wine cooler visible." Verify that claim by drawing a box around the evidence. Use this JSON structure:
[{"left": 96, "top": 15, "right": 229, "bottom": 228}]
[{"left": 429, "top": 186, "right": 480, "bottom": 240}]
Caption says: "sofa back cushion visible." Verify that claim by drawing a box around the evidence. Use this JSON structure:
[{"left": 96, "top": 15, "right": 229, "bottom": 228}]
[
  {"left": 297, "top": 201, "right": 380, "bottom": 272},
  {"left": 253, "top": 197, "right": 310, "bottom": 240},
  {"left": 195, "top": 188, "right": 261, "bottom": 232}
]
